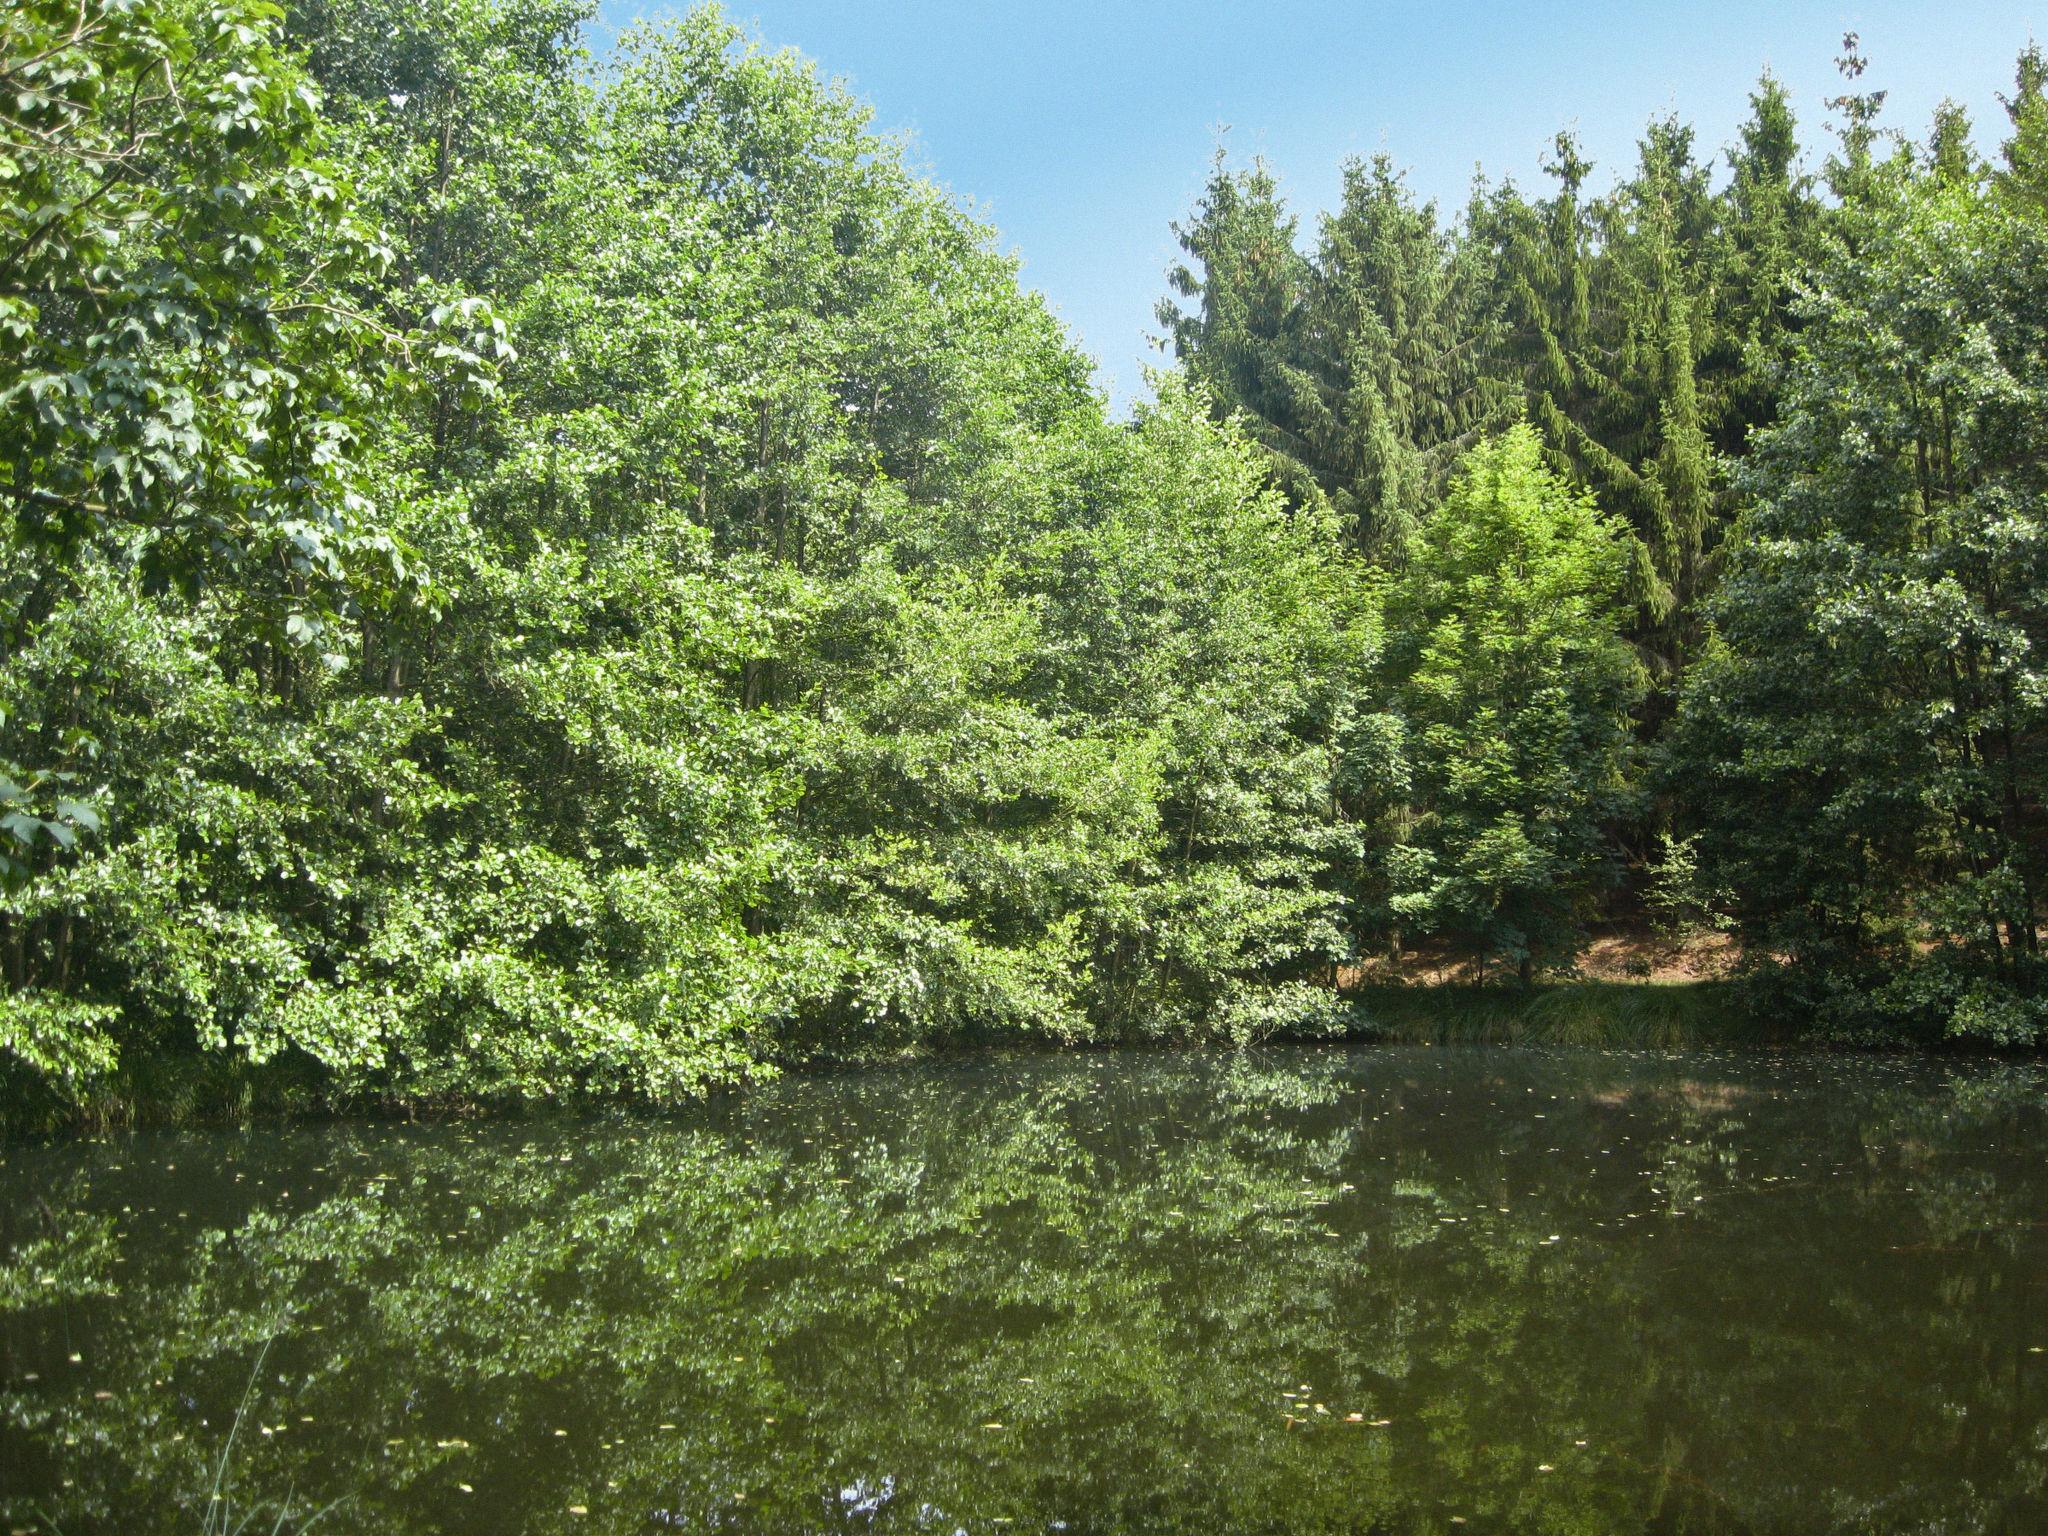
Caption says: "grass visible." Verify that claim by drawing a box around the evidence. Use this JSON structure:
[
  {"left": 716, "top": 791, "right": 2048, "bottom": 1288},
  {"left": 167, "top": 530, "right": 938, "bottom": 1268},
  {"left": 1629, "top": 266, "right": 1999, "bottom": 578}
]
[
  {"left": 196, "top": 1333, "right": 350, "bottom": 1536},
  {"left": 1340, "top": 979, "right": 1791, "bottom": 1050}
]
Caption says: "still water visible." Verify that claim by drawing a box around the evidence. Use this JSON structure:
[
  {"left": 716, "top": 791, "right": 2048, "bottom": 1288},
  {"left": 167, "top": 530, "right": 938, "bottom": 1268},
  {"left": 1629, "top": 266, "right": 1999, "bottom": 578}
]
[{"left": 4, "top": 1046, "right": 2047, "bottom": 1534}]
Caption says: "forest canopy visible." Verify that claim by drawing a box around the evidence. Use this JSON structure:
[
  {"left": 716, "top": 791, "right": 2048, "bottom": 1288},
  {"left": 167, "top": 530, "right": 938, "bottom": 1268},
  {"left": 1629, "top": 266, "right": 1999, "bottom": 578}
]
[{"left": 4, "top": 0, "right": 2047, "bottom": 1115}]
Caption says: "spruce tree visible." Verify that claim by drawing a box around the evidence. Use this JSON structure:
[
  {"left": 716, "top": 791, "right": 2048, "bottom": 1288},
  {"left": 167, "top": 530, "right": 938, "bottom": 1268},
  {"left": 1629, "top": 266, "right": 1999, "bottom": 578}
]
[
  {"left": 1157, "top": 155, "right": 1325, "bottom": 510},
  {"left": 1704, "top": 73, "right": 1819, "bottom": 459},
  {"left": 1302, "top": 155, "right": 1503, "bottom": 555}
]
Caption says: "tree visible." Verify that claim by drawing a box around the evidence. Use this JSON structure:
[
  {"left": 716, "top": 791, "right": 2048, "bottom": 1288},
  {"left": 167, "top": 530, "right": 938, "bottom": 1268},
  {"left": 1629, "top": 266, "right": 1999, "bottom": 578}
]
[
  {"left": 1670, "top": 112, "right": 2048, "bottom": 1041},
  {"left": 1703, "top": 72, "right": 1820, "bottom": 459},
  {"left": 1382, "top": 425, "right": 1642, "bottom": 978},
  {"left": 0, "top": 0, "right": 489, "bottom": 1086},
  {"left": 1156, "top": 154, "right": 1325, "bottom": 511},
  {"left": 1472, "top": 127, "right": 1730, "bottom": 671},
  {"left": 1162, "top": 152, "right": 1505, "bottom": 560},
  {"left": 1302, "top": 155, "right": 1503, "bottom": 555},
  {"left": 1, "top": 0, "right": 1382, "bottom": 1110}
]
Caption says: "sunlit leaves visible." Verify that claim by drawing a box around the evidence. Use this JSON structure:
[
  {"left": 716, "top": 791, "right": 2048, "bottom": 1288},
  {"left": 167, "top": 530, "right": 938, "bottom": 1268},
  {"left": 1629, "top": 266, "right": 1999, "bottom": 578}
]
[
  {"left": 1381, "top": 426, "right": 1643, "bottom": 976},
  {"left": 1670, "top": 127, "right": 2048, "bottom": 1038}
]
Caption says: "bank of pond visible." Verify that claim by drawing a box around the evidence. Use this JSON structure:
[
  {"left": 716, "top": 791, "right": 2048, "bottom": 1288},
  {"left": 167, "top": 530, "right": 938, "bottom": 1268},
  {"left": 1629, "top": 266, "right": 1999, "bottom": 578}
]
[
  {"left": 4, "top": 1044, "right": 2046, "bottom": 1534},
  {"left": 0, "top": 974, "right": 2002, "bottom": 1137}
]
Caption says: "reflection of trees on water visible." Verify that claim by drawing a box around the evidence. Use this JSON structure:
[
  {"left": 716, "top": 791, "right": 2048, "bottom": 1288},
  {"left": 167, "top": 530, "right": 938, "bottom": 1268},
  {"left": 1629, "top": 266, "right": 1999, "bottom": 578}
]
[{"left": 3, "top": 1050, "right": 2046, "bottom": 1534}]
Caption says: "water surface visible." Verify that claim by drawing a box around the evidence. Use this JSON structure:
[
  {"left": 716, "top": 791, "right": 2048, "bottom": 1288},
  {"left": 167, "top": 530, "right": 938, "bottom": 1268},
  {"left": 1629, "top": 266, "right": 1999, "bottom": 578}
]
[{"left": 4, "top": 1046, "right": 2047, "bottom": 1533}]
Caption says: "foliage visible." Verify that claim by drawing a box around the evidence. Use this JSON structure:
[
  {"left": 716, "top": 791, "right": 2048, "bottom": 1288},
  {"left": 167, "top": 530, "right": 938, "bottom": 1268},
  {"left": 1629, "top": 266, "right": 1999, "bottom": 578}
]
[
  {"left": 1, "top": 0, "right": 1374, "bottom": 1107},
  {"left": 1668, "top": 104, "right": 2048, "bottom": 1041},
  {"left": 1167, "top": 40, "right": 2048, "bottom": 1032},
  {"left": 1380, "top": 426, "right": 1643, "bottom": 976},
  {"left": 1160, "top": 152, "right": 1502, "bottom": 557},
  {"left": 7, "top": 2, "right": 2048, "bottom": 1102}
]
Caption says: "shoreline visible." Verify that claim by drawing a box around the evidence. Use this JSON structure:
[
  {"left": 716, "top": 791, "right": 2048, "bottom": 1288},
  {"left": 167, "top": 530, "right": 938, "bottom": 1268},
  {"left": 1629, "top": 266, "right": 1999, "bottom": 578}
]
[{"left": 10, "top": 976, "right": 2030, "bottom": 1139}]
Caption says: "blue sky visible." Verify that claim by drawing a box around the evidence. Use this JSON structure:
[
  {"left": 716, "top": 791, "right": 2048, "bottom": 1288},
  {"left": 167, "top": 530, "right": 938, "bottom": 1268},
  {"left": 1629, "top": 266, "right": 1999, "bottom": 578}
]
[{"left": 592, "top": 2, "right": 2042, "bottom": 411}]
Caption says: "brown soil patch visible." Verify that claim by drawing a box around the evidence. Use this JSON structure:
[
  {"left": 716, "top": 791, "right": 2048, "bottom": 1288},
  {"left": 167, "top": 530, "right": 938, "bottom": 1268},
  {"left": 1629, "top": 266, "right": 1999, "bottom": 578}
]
[{"left": 1340, "top": 926, "right": 1741, "bottom": 989}]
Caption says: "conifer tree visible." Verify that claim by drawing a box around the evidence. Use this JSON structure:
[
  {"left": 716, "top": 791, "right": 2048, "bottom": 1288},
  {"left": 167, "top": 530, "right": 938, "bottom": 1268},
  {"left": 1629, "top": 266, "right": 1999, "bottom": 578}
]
[
  {"left": 1161, "top": 153, "right": 1503, "bottom": 558},
  {"left": 1157, "top": 155, "right": 1324, "bottom": 509},
  {"left": 1303, "top": 156, "right": 1503, "bottom": 555},
  {"left": 1998, "top": 43, "right": 2048, "bottom": 203},
  {"left": 1474, "top": 129, "right": 1723, "bottom": 668},
  {"left": 1704, "top": 73, "right": 1819, "bottom": 458}
]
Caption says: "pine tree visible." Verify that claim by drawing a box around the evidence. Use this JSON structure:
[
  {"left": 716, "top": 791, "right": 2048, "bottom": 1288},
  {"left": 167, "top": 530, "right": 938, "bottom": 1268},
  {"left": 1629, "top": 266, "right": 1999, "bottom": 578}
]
[
  {"left": 1157, "top": 154, "right": 1325, "bottom": 509},
  {"left": 1474, "top": 127, "right": 1725, "bottom": 668},
  {"left": 1162, "top": 151, "right": 1511, "bottom": 559},
  {"left": 1300, "top": 155, "right": 1504, "bottom": 555},
  {"left": 1998, "top": 43, "right": 2048, "bottom": 203},
  {"left": 1703, "top": 73, "right": 1819, "bottom": 459},
  {"left": 1472, "top": 134, "right": 1594, "bottom": 485}
]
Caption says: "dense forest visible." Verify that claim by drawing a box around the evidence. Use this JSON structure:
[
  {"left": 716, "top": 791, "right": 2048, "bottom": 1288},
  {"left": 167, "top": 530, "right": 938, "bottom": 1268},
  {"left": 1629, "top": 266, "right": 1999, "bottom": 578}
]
[
  {"left": 1161, "top": 39, "right": 2048, "bottom": 1041},
  {"left": 3, "top": 0, "right": 2047, "bottom": 1117}
]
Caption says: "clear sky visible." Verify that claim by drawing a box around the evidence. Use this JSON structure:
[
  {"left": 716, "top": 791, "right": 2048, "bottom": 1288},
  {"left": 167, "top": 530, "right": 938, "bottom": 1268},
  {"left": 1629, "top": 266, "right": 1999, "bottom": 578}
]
[{"left": 591, "top": 1, "right": 2042, "bottom": 411}]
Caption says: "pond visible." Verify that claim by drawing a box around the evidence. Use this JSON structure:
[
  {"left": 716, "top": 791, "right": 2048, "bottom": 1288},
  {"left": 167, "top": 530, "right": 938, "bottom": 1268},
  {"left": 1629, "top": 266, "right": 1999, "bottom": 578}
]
[{"left": 4, "top": 1046, "right": 2047, "bottom": 1534}]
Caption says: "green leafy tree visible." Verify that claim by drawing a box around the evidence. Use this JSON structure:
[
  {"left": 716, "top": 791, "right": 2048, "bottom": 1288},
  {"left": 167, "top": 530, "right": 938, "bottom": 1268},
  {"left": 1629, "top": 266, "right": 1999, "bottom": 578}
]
[
  {"left": 1, "top": 0, "right": 403, "bottom": 603},
  {"left": 1670, "top": 104, "right": 2048, "bottom": 1040},
  {"left": 1, "top": 0, "right": 1381, "bottom": 1109},
  {"left": 0, "top": 0, "right": 491, "bottom": 1087},
  {"left": 1383, "top": 425, "right": 1642, "bottom": 978}
]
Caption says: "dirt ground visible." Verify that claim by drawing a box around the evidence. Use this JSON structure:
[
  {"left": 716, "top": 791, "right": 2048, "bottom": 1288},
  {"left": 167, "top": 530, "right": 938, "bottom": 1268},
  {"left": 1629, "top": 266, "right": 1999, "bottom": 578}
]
[{"left": 1340, "top": 926, "right": 1741, "bottom": 988}]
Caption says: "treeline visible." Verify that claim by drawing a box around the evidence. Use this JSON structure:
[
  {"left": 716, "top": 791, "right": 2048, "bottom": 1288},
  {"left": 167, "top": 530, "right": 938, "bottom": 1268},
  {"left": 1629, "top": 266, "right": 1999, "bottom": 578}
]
[
  {"left": 1162, "top": 39, "right": 2048, "bottom": 1041},
  {"left": 2, "top": 3, "right": 2045, "bottom": 1117},
  {"left": 2, "top": 0, "right": 1369, "bottom": 1111}
]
